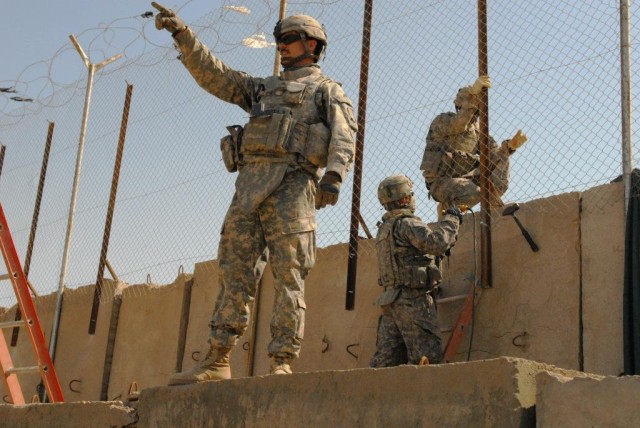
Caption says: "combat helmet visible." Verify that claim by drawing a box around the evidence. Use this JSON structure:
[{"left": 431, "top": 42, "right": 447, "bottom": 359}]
[
  {"left": 377, "top": 175, "right": 414, "bottom": 209},
  {"left": 274, "top": 14, "right": 327, "bottom": 61}
]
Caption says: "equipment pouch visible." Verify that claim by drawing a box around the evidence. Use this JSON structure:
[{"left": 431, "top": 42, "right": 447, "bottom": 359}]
[
  {"left": 375, "top": 287, "right": 401, "bottom": 307},
  {"left": 304, "top": 122, "right": 331, "bottom": 167},
  {"left": 219, "top": 125, "right": 243, "bottom": 172},
  {"left": 409, "top": 265, "right": 429, "bottom": 288},
  {"left": 439, "top": 150, "right": 479, "bottom": 177},
  {"left": 427, "top": 264, "right": 442, "bottom": 287},
  {"left": 242, "top": 109, "right": 293, "bottom": 155},
  {"left": 283, "top": 82, "right": 307, "bottom": 105},
  {"left": 420, "top": 149, "right": 441, "bottom": 180}
]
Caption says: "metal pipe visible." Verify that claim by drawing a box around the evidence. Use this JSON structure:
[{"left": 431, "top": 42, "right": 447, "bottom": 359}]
[
  {"left": 49, "top": 35, "right": 121, "bottom": 364},
  {"left": 0, "top": 145, "right": 6, "bottom": 182},
  {"left": 89, "top": 83, "right": 133, "bottom": 335},
  {"left": 99, "top": 293, "right": 122, "bottom": 401},
  {"left": 620, "top": 0, "right": 633, "bottom": 213},
  {"left": 477, "top": 0, "right": 492, "bottom": 288},
  {"left": 11, "top": 121, "right": 53, "bottom": 346},
  {"left": 345, "top": 0, "right": 374, "bottom": 308},
  {"left": 273, "top": 0, "right": 287, "bottom": 76},
  {"left": 346, "top": 0, "right": 374, "bottom": 310}
]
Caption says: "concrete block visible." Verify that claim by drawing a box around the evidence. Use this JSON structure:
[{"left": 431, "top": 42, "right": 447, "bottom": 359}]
[
  {"left": 581, "top": 181, "right": 625, "bottom": 375},
  {"left": 536, "top": 371, "right": 640, "bottom": 427},
  {"left": 136, "top": 357, "right": 560, "bottom": 428},
  {"left": 0, "top": 401, "right": 136, "bottom": 428}
]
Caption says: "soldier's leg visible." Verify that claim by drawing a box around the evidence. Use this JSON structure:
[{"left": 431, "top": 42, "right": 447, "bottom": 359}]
[
  {"left": 261, "top": 170, "right": 317, "bottom": 363},
  {"left": 430, "top": 177, "right": 481, "bottom": 210},
  {"left": 489, "top": 145, "right": 511, "bottom": 201},
  {"left": 168, "top": 196, "right": 267, "bottom": 385},
  {"left": 210, "top": 195, "right": 269, "bottom": 349},
  {"left": 370, "top": 308, "right": 408, "bottom": 368},
  {"left": 394, "top": 289, "right": 443, "bottom": 365}
]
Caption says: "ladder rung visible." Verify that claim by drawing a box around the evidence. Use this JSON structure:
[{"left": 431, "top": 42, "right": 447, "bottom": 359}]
[
  {"left": 0, "top": 320, "right": 27, "bottom": 329},
  {"left": 436, "top": 294, "right": 468, "bottom": 304},
  {"left": 0, "top": 273, "right": 11, "bottom": 281},
  {"left": 5, "top": 365, "right": 40, "bottom": 375}
]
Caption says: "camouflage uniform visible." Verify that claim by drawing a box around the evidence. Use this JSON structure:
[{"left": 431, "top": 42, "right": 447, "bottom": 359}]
[
  {"left": 173, "top": 28, "right": 356, "bottom": 361},
  {"left": 420, "top": 86, "right": 511, "bottom": 209},
  {"left": 370, "top": 209, "right": 459, "bottom": 367}
]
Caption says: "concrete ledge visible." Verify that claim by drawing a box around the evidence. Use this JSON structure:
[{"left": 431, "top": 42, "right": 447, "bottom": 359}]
[
  {"left": 536, "top": 371, "right": 640, "bottom": 428},
  {"left": 0, "top": 401, "right": 136, "bottom": 428},
  {"left": 136, "top": 357, "right": 561, "bottom": 428}
]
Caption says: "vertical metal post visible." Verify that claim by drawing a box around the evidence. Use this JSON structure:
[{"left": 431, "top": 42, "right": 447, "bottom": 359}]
[
  {"left": 0, "top": 145, "right": 6, "bottom": 182},
  {"left": 11, "top": 121, "right": 54, "bottom": 346},
  {"left": 346, "top": 0, "right": 374, "bottom": 310},
  {"left": 620, "top": 0, "right": 633, "bottom": 213},
  {"left": 273, "top": 0, "right": 288, "bottom": 76},
  {"left": 89, "top": 83, "right": 133, "bottom": 335},
  {"left": 477, "top": 0, "right": 492, "bottom": 288},
  {"left": 48, "top": 35, "right": 121, "bottom": 365}
]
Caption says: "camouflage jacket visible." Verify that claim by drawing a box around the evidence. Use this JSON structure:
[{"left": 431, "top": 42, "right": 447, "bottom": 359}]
[
  {"left": 420, "top": 92, "right": 498, "bottom": 182},
  {"left": 174, "top": 28, "right": 356, "bottom": 182},
  {"left": 376, "top": 209, "right": 459, "bottom": 289}
]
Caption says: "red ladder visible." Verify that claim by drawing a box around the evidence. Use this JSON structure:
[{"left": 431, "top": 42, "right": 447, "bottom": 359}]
[
  {"left": 0, "top": 203, "right": 63, "bottom": 404},
  {"left": 442, "top": 283, "right": 482, "bottom": 363}
]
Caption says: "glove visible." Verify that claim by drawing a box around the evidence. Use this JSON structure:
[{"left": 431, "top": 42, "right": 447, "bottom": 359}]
[
  {"left": 444, "top": 206, "right": 463, "bottom": 224},
  {"left": 506, "top": 129, "right": 528, "bottom": 151},
  {"left": 315, "top": 172, "right": 342, "bottom": 209},
  {"left": 469, "top": 75, "right": 492, "bottom": 95},
  {"left": 151, "top": 2, "right": 186, "bottom": 35}
]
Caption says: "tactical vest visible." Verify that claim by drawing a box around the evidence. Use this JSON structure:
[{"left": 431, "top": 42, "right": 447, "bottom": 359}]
[
  {"left": 422, "top": 116, "right": 481, "bottom": 181},
  {"left": 376, "top": 210, "right": 442, "bottom": 289},
  {"left": 240, "top": 73, "right": 332, "bottom": 168}
]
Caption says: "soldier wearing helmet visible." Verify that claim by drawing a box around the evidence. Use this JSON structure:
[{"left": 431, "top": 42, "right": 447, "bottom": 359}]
[
  {"left": 420, "top": 76, "right": 528, "bottom": 210},
  {"left": 152, "top": 3, "right": 356, "bottom": 383},
  {"left": 370, "top": 175, "right": 461, "bottom": 368},
  {"left": 273, "top": 14, "right": 328, "bottom": 67}
]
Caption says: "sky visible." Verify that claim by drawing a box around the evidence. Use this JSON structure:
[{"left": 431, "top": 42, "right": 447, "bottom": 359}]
[{"left": 1, "top": 2, "right": 209, "bottom": 81}]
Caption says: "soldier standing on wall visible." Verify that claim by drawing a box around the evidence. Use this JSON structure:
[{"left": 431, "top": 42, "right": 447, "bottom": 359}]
[
  {"left": 370, "top": 175, "right": 461, "bottom": 367},
  {"left": 152, "top": 3, "right": 357, "bottom": 384},
  {"left": 420, "top": 76, "right": 528, "bottom": 211}
]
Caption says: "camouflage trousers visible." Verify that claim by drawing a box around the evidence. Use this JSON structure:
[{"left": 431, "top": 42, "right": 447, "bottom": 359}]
[
  {"left": 369, "top": 288, "right": 442, "bottom": 367},
  {"left": 428, "top": 145, "right": 510, "bottom": 210},
  {"left": 209, "top": 169, "right": 317, "bottom": 360}
]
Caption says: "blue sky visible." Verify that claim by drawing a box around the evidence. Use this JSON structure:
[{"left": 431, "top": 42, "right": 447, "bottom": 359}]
[{"left": 1, "top": 1, "right": 214, "bottom": 92}]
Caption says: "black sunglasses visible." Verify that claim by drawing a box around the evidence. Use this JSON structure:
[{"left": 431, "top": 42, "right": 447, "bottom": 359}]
[{"left": 276, "top": 33, "right": 302, "bottom": 45}]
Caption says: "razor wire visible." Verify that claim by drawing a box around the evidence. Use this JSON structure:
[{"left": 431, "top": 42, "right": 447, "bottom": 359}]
[{"left": 0, "top": 0, "right": 638, "bottom": 309}]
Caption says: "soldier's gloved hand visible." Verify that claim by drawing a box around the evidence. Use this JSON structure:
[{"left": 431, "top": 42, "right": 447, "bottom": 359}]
[
  {"left": 151, "top": 2, "right": 186, "bottom": 35},
  {"left": 506, "top": 129, "right": 528, "bottom": 151},
  {"left": 469, "top": 75, "right": 492, "bottom": 95},
  {"left": 445, "top": 206, "right": 463, "bottom": 224},
  {"left": 315, "top": 171, "right": 342, "bottom": 209}
]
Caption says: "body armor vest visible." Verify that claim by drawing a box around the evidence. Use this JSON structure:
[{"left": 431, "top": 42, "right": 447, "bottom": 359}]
[
  {"left": 422, "top": 114, "right": 481, "bottom": 180},
  {"left": 240, "top": 73, "right": 332, "bottom": 168},
  {"left": 376, "top": 210, "right": 442, "bottom": 289}
]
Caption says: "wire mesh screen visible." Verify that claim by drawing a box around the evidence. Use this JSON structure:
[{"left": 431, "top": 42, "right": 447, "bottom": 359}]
[{"left": 0, "top": 0, "right": 638, "bottom": 308}]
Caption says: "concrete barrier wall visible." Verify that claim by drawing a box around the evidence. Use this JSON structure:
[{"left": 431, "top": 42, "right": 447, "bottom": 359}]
[{"left": 0, "top": 182, "right": 626, "bottom": 402}]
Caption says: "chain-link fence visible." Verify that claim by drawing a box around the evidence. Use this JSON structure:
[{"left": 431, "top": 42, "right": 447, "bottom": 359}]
[{"left": 0, "top": 0, "right": 638, "bottom": 308}]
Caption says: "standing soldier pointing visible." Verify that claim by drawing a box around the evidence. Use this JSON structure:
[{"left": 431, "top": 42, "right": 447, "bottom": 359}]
[{"left": 152, "top": 3, "right": 357, "bottom": 383}]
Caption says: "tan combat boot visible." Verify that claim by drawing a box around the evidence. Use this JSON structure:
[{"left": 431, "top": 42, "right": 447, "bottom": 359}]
[
  {"left": 270, "top": 356, "right": 292, "bottom": 375},
  {"left": 168, "top": 346, "right": 231, "bottom": 385}
]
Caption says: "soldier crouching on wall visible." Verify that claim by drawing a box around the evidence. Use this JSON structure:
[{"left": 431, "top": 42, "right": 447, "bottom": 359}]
[{"left": 420, "top": 76, "right": 528, "bottom": 210}]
